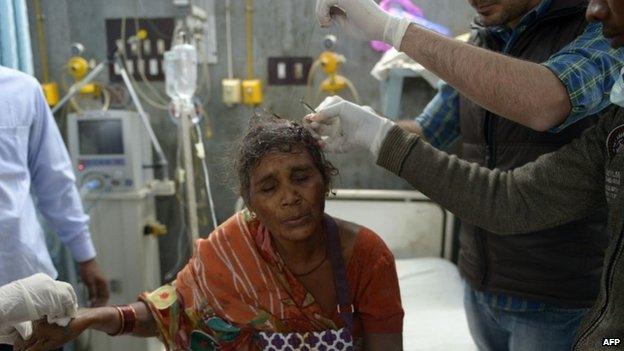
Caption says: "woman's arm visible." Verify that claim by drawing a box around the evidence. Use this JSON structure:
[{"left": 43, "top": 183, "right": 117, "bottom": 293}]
[
  {"left": 17, "top": 302, "right": 158, "bottom": 351},
  {"left": 84, "top": 302, "right": 157, "bottom": 337}
]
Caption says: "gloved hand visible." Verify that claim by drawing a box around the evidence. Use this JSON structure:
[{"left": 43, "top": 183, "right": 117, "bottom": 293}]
[
  {"left": 0, "top": 274, "right": 78, "bottom": 331},
  {"left": 303, "top": 96, "right": 394, "bottom": 157},
  {"left": 315, "top": 0, "right": 412, "bottom": 48}
]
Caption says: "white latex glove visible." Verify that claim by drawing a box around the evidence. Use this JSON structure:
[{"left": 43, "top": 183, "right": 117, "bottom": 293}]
[
  {"left": 315, "top": 0, "right": 412, "bottom": 48},
  {"left": 0, "top": 273, "right": 78, "bottom": 330},
  {"left": 303, "top": 96, "right": 394, "bottom": 157}
]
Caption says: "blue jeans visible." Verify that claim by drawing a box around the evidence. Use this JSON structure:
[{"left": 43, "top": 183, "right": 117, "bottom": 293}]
[{"left": 463, "top": 283, "right": 589, "bottom": 351}]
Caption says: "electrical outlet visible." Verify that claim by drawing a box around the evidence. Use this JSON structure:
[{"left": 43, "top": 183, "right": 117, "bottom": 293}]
[
  {"left": 268, "top": 57, "right": 313, "bottom": 85},
  {"left": 222, "top": 78, "right": 241, "bottom": 105},
  {"left": 242, "top": 79, "right": 263, "bottom": 105}
]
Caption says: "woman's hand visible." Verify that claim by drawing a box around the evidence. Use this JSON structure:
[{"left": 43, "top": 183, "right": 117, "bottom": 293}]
[
  {"left": 13, "top": 302, "right": 157, "bottom": 350},
  {"left": 14, "top": 312, "right": 93, "bottom": 351}
]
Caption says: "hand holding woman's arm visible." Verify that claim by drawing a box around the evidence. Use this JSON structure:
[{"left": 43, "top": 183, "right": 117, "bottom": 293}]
[{"left": 16, "top": 302, "right": 158, "bottom": 351}]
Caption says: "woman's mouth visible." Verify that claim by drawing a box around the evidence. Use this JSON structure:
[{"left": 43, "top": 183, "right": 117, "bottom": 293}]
[{"left": 283, "top": 213, "right": 312, "bottom": 227}]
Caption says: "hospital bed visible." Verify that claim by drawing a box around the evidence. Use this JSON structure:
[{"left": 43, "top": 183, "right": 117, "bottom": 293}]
[{"left": 326, "top": 189, "right": 477, "bottom": 351}]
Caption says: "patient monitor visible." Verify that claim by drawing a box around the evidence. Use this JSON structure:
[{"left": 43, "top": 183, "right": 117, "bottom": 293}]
[{"left": 67, "top": 110, "right": 152, "bottom": 192}]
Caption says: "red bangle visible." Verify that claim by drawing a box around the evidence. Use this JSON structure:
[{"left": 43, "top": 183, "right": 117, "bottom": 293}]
[
  {"left": 108, "top": 305, "right": 137, "bottom": 336},
  {"left": 120, "top": 305, "right": 137, "bottom": 334},
  {"left": 107, "top": 307, "right": 124, "bottom": 336}
]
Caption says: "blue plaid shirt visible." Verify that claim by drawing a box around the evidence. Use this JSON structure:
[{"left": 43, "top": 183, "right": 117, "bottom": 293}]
[{"left": 415, "top": 0, "right": 624, "bottom": 150}]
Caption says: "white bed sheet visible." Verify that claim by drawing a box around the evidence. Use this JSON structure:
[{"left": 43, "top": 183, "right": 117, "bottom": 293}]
[{"left": 396, "top": 258, "right": 477, "bottom": 351}]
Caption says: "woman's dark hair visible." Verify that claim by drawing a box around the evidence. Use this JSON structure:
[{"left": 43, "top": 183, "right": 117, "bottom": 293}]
[{"left": 234, "top": 114, "right": 338, "bottom": 204}]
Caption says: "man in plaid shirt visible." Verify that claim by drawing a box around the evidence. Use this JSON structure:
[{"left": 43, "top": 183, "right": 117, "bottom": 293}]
[{"left": 401, "top": 0, "right": 624, "bottom": 150}]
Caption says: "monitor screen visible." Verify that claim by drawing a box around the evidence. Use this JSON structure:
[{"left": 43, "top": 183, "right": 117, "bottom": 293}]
[{"left": 78, "top": 120, "right": 124, "bottom": 155}]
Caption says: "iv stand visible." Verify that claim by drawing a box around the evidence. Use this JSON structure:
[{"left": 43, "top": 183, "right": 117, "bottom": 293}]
[
  {"left": 118, "top": 53, "right": 199, "bottom": 244},
  {"left": 177, "top": 101, "right": 201, "bottom": 245}
]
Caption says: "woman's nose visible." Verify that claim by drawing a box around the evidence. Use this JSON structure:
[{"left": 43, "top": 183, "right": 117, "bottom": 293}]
[{"left": 281, "top": 186, "right": 302, "bottom": 206}]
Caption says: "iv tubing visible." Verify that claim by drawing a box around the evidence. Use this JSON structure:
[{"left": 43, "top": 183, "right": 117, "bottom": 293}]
[
  {"left": 116, "top": 55, "right": 170, "bottom": 180},
  {"left": 194, "top": 122, "right": 218, "bottom": 231},
  {"left": 344, "top": 77, "right": 361, "bottom": 104}
]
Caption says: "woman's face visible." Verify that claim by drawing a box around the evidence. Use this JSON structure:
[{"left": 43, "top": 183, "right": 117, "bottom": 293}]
[{"left": 248, "top": 146, "right": 326, "bottom": 243}]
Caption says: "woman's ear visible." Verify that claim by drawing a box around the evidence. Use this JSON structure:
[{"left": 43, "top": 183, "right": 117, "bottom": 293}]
[{"left": 327, "top": 188, "right": 337, "bottom": 198}]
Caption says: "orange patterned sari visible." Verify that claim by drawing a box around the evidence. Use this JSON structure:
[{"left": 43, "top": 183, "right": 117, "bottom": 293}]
[{"left": 141, "top": 210, "right": 403, "bottom": 350}]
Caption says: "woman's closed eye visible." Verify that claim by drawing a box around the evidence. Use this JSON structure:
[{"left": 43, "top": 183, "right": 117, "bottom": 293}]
[
  {"left": 260, "top": 184, "right": 276, "bottom": 193},
  {"left": 293, "top": 175, "right": 309, "bottom": 182},
  {"left": 292, "top": 171, "right": 310, "bottom": 183}
]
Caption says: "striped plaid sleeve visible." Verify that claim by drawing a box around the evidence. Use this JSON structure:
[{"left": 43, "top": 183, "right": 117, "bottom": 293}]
[
  {"left": 542, "top": 22, "right": 624, "bottom": 133},
  {"left": 414, "top": 82, "right": 461, "bottom": 150}
]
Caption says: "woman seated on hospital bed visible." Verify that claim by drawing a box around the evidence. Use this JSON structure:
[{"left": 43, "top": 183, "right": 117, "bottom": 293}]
[{"left": 17, "top": 116, "right": 404, "bottom": 351}]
